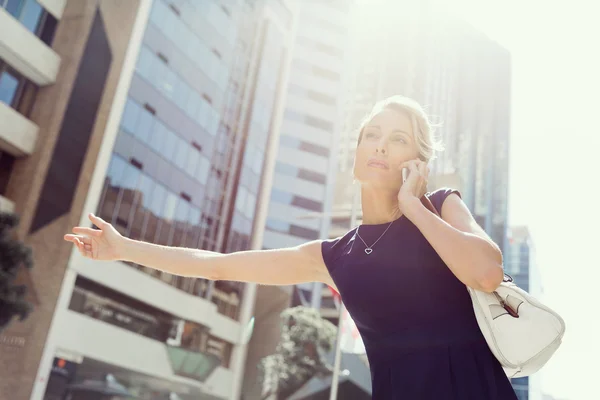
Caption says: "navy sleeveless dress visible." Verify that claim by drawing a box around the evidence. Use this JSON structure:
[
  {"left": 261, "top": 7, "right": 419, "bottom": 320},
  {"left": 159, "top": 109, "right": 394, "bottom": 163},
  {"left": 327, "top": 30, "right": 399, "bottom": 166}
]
[{"left": 321, "top": 188, "right": 517, "bottom": 399}]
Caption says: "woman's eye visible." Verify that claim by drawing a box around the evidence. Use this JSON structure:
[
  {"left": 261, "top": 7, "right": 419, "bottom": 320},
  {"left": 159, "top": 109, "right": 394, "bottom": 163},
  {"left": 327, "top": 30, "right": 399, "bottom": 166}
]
[
  {"left": 391, "top": 136, "right": 407, "bottom": 143},
  {"left": 365, "top": 132, "right": 378, "bottom": 139}
]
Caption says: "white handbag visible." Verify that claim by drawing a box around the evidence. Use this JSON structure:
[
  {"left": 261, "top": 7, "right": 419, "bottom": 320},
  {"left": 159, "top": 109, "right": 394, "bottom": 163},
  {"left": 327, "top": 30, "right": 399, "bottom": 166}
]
[
  {"left": 468, "top": 275, "right": 565, "bottom": 377},
  {"left": 422, "top": 196, "right": 566, "bottom": 378}
]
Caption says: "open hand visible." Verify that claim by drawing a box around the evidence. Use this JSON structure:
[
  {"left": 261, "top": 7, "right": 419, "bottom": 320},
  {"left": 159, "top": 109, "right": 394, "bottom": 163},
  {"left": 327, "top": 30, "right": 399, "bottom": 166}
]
[
  {"left": 64, "top": 213, "right": 124, "bottom": 261},
  {"left": 398, "top": 159, "right": 429, "bottom": 213}
]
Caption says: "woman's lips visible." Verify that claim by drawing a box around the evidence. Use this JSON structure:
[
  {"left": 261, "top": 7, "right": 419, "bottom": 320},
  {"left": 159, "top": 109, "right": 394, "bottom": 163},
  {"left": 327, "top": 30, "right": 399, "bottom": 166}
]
[{"left": 367, "top": 159, "right": 389, "bottom": 169}]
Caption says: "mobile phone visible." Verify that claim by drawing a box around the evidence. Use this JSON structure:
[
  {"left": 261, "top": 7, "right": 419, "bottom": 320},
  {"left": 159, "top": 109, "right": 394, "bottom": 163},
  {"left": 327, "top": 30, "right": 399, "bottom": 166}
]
[{"left": 402, "top": 167, "right": 408, "bottom": 183}]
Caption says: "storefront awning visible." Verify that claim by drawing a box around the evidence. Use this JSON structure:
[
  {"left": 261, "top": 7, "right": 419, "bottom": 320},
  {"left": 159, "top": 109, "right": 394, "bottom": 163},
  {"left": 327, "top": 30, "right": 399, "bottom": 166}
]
[{"left": 165, "top": 345, "right": 221, "bottom": 382}]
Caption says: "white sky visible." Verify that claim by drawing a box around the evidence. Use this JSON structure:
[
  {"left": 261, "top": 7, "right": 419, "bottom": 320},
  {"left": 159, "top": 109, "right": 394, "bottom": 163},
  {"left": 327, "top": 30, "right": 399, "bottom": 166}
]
[{"left": 353, "top": 0, "right": 600, "bottom": 398}]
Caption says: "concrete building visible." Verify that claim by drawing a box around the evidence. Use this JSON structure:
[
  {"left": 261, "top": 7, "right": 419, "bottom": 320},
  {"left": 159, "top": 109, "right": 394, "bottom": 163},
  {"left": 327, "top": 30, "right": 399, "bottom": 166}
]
[
  {"left": 0, "top": 1, "right": 149, "bottom": 399},
  {"left": 241, "top": 1, "right": 359, "bottom": 398},
  {"left": 506, "top": 226, "right": 543, "bottom": 400},
  {"left": 0, "top": 0, "right": 297, "bottom": 399}
]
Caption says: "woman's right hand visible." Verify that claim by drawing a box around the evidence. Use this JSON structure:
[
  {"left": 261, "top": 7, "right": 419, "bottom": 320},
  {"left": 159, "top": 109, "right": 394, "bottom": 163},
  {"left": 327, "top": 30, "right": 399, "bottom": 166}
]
[{"left": 64, "top": 213, "right": 125, "bottom": 261}]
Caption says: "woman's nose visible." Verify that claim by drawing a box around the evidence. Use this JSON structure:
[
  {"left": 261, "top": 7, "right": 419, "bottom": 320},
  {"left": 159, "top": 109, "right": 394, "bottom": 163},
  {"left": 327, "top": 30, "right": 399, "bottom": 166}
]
[{"left": 376, "top": 139, "right": 388, "bottom": 154}]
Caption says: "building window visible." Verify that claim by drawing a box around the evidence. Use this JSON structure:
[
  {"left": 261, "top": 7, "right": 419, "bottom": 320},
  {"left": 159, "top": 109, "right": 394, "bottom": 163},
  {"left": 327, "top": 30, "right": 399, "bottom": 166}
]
[
  {"left": 285, "top": 109, "right": 334, "bottom": 132},
  {"left": 18, "top": 0, "right": 43, "bottom": 32},
  {"left": 288, "top": 84, "right": 336, "bottom": 106},
  {"left": 312, "top": 65, "right": 340, "bottom": 81},
  {"left": 0, "top": 151, "right": 15, "bottom": 195},
  {"left": 1, "top": 0, "right": 57, "bottom": 45},
  {"left": 134, "top": 46, "right": 220, "bottom": 137},
  {"left": 0, "top": 60, "right": 38, "bottom": 116},
  {"left": 211, "top": 281, "right": 241, "bottom": 320},
  {"left": 270, "top": 188, "right": 293, "bottom": 205},
  {"left": 279, "top": 134, "right": 330, "bottom": 158},
  {"left": 266, "top": 218, "right": 290, "bottom": 232},
  {"left": 119, "top": 97, "right": 211, "bottom": 185},
  {"left": 0, "top": 66, "right": 19, "bottom": 105},
  {"left": 289, "top": 224, "right": 320, "bottom": 240},
  {"left": 296, "top": 36, "right": 343, "bottom": 59},
  {"left": 275, "top": 161, "right": 327, "bottom": 184},
  {"left": 299, "top": 170, "right": 326, "bottom": 185},
  {"left": 267, "top": 218, "right": 320, "bottom": 240},
  {"left": 270, "top": 189, "right": 323, "bottom": 212},
  {"left": 292, "top": 195, "right": 323, "bottom": 212},
  {"left": 292, "top": 59, "right": 340, "bottom": 82},
  {"left": 148, "top": 0, "right": 230, "bottom": 89},
  {"left": 69, "top": 276, "right": 175, "bottom": 342},
  {"left": 206, "top": 335, "right": 233, "bottom": 368},
  {"left": 98, "top": 154, "right": 203, "bottom": 250}
]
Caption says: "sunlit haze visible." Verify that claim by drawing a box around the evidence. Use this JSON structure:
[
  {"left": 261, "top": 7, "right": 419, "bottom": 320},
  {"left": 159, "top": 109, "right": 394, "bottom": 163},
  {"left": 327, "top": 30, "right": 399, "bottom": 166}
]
[{"left": 357, "top": 0, "right": 599, "bottom": 398}]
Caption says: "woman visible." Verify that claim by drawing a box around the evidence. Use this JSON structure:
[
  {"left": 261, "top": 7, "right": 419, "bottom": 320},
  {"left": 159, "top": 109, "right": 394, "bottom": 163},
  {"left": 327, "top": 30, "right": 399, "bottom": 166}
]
[{"left": 65, "top": 96, "right": 517, "bottom": 399}]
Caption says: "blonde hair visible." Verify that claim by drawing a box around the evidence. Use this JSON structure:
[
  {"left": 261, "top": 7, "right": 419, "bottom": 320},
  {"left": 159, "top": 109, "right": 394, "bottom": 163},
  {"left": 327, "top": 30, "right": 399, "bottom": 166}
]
[{"left": 357, "top": 95, "right": 444, "bottom": 162}]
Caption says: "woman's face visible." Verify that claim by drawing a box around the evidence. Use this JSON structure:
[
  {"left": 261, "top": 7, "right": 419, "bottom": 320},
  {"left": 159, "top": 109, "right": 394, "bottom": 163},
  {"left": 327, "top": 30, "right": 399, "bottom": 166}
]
[{"left": 354, "top": 108, "right": 421, "bottom": 191}]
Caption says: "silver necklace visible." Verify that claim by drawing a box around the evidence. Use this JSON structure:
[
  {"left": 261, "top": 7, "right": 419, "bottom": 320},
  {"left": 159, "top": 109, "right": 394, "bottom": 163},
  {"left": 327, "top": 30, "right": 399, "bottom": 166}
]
[{"left": 356, "top": 220, "right": 394, "bottom": 255}]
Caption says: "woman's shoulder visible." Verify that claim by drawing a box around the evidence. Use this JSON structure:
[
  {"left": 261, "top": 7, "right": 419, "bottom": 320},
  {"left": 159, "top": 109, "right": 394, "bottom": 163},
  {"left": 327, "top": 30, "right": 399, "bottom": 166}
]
[
  {"left": 427, "top": 186, "right": 461, "bottom": 199},
  {"left": 320, "top": 228, "right": 357, "bottom": 270},
  {"left": 427, "top": 187, "right": 462, "bottom": 214}
]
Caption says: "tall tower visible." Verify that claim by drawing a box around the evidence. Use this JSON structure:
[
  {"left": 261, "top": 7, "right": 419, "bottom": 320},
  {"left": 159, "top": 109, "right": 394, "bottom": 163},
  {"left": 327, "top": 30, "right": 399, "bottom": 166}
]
[{"left": 0, "top": 1, "right": 299, "bottom": 399}]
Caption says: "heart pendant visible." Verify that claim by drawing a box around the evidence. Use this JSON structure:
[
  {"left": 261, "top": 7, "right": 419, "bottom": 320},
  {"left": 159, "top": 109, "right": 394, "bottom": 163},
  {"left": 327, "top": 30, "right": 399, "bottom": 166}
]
[{"left": 365, "top": 248, "right": 373, "bottom": 255}]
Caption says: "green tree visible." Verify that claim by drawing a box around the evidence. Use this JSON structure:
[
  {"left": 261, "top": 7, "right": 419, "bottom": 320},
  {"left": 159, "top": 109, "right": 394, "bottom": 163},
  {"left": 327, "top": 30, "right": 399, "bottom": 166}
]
[
  {"left": 0, "top": 212, "right": 34, "bottom": 331},
  {"left": 259, "top": 306, "right": 337, "bottom": 399}
]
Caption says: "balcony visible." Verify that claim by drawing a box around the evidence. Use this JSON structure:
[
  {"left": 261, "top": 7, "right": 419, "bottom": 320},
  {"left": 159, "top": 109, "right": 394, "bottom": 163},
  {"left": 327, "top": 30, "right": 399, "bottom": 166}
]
[
  {"left": 0, "top": 100, "right": 38, "bottom": 156},
  {"left": 0, "top": 6, "right": 60, "bottom": 85},
  {"left": 53, "top": 310, "right": 234, "bottom": 399},
  {"left": 70, "top": 251, "right": 242, "bottom": 344}
]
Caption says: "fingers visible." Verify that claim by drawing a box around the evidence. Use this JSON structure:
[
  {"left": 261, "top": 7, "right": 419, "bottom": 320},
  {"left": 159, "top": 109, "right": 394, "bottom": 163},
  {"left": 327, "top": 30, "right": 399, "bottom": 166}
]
[
  {"left": 400, "top": 159, "right": 423, "bottom": 170},
  {"left": 418, "top": 162, "right": 429, "bottom": 189},
  {"left": 64, "top": 234, "right": 84, "bottom": 251},
  {"left": 88, "top": 213, "right": 106, "bottom": 228},
  {"left": 64, "top": 234, "right": 82, "bottom": 244},
  {"left": 400, "top": 159, "right": 425, "bottom": 180},
  {"left": 73, "top": 226, "right": 102, "bottom": 237},
  {"left": 418, "top": 161, "right": 427, "bottom": 177},
  {"left": 420, "top": 166, "right": 429, "bottom": 195},
  {"left": 64, "top": 234, "right": 94, "bottom": 258},
  {"left": 399, "top": 159, "right": 429, "bottom": 197}
]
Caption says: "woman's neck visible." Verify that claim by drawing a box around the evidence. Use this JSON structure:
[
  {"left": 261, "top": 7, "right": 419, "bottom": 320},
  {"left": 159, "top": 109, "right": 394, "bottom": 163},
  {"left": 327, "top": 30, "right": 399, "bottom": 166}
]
[{"left": 360, "top": 186, "right": 402, "bottom": 225}]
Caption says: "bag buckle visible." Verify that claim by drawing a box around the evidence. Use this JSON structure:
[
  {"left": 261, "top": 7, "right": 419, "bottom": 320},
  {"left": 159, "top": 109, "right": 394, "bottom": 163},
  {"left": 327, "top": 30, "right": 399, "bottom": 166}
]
[{"left": 493, "top": 291, "right": 519, "bottom": 318}]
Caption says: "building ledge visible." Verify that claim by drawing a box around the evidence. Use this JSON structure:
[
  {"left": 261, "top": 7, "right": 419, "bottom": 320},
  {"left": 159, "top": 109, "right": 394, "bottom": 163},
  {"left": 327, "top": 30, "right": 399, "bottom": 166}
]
[
  {"left": 0, "top": 195, "right": 15, "bottom": 213},
  {"left": 0, "top": 101, "right": 38, "bottom": 156},
  {"left": 0, "top": 7, "right": 60, "bottom": 85},
  {"left": 70, "top": 252, "right": 242, "bottom": 344},
  {"left": 53, "top": 310, "right": 233, "bottom": 399},
  {"left": 38, "top": 0, "right": 67, "bottom": 19}
]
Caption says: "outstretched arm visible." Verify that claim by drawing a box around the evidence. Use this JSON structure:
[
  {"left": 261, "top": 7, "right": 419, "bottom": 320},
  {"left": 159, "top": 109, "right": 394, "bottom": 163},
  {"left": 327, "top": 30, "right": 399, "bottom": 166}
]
[
  {"left": 65, "top": 214, "right": 335, "bottom": 288},
  {"left": 120, "top": 235, "right": 330, "bottom": 285}
]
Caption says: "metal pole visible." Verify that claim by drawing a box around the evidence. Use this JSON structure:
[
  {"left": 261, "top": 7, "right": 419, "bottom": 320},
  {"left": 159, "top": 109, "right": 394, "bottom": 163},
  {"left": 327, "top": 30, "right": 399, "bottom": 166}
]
[
  {"left": 329, "top": 183, "right": 360, "bottom": 400},
  {"left": 329, "top": 301, "right": 345, "bottom": 400}
]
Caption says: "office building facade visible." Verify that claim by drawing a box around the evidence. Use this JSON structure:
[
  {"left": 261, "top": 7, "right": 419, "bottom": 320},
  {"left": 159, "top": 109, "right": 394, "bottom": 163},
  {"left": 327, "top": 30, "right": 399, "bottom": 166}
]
[
  {"left": 0, "top": 0, "right": 148, "bottom": 399},
  {"left": 241, "top": 0, "right": 359, "bottom": 398},
  {"left": 0, "top": 0, "right": 297, "bottom": 399},
  {"left": 505, "top": 226, "right": 543, "bottom": 400}
]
